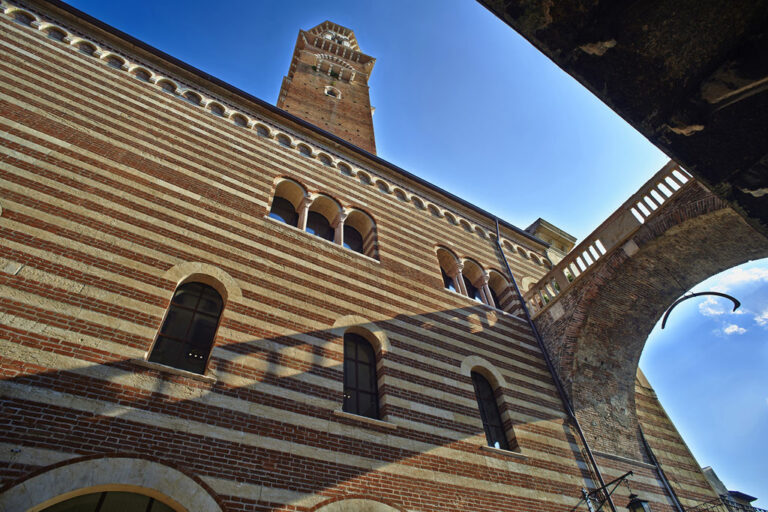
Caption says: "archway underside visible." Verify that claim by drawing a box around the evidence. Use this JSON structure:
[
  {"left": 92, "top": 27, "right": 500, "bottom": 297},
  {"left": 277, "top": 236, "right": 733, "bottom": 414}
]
[{"left": 534, "top": 187, "right": 768, "bottom": 460}]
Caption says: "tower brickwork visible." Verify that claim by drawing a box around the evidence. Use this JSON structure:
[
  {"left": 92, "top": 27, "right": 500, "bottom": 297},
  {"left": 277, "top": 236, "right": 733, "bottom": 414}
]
[{"left": 277, "top": 21, "right": 377, "bottom": 154}]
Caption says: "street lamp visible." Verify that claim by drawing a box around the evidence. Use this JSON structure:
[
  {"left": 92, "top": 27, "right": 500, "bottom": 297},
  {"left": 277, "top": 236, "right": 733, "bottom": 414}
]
[{"left": 626, "top": 493, "right": 652, "bottom": 512}]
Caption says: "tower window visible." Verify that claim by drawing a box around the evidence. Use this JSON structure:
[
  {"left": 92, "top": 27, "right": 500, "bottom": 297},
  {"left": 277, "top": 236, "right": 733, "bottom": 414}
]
[
  {"left": 324, "top": 86, "right": 341, "bottom": 99},
  {"left": 343, "top": 333, "right": 379, "bottom": 419},
  {"left": 148, "top": 282, "right": 223, "bottom": 375},
  {"left": 471, "top": 371, "right": 509, "bottom": 450}
]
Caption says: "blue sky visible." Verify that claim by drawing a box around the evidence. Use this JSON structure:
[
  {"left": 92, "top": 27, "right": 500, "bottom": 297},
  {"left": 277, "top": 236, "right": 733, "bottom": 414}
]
[{"left": 61, "top": 0, "right": 767, "bottom": 505}]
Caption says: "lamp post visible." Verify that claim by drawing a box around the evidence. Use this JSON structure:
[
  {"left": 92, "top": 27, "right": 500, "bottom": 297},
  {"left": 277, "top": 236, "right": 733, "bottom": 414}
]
[{"left": 626, "top": 493, "right": 652, "bottom": 512}]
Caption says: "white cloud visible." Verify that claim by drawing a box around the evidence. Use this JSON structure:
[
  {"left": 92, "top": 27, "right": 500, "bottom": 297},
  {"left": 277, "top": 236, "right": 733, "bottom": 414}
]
[
  {"left": 699, "top": 296, "right": 726, "bottom": 316},
  {"left": 723, "top": 324, "right": 747, "bottom": 335},
  {"left": 710, "top": 266, "right": 768, "bottom": 292},
  {"left": 755, "top": 309, "right": 768, "bottom": 327}
]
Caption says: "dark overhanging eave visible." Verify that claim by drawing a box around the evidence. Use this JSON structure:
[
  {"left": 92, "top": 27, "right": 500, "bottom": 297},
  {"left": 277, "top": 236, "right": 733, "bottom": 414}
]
[{"left": 41, "top": 0, "right": 548, "bottom": 249}]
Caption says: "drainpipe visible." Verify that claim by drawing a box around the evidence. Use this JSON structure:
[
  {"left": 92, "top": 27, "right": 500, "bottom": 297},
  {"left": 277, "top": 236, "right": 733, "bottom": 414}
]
[
  {"left": 639, "top": 425, "right": 685, "bottom": 512},
  {"left": 494, "top": 218, "right": 617, "bottom": 512}
]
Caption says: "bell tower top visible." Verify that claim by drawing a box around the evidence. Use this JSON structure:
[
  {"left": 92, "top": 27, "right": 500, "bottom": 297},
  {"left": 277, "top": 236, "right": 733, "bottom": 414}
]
[{"left": 277, "top": 21, "right": 377, "bottom": 154}]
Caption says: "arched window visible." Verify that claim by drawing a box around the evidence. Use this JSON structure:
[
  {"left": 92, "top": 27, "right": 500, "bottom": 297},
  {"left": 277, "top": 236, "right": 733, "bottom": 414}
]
[
  {"left": 269, "top": 179, "right": 306, "bottom": 228},
  {"left": 471, "top": 371, "right": 509, "bottom": 450},
  {"left": 462, "top": 259, "right": 486, "bottom": 303},
  {"left": 132, "top": 68, "right": 151, "bottom": 82},
  {"left": 436, "top": 247, "right": 460, "bottom": 293},
  {"left": 157, "top": 79, "right": 177, "bottom": 94},
  {"left": 343, "top": 333, "right": 378, "bottom": 419},
  {"left": 306, "top": 195, "right": 340, "bottom": 242},
  {"left": 12, "top": 11, "right": 35, "bottom": 26},
  {"left": 232, "top": 114, "right": 248, "bottom": 127},
  {"left": 344, "top": 209, "right": 377, "bottom": 258},
  {"left": 209, "top": 103, "right": 225, "bottom": 116},
  {"left": 41, "top": 491, "right": 175, "bottom": 512},
  {"left": 106, "top": 55, "right": 125, "bottom": 69},
  {"left": 148, "top": 282, "right": 223, "bottom": 374},
  {"left": 488, "top": 270, "right": 514, "bottom": 312},
  {"left": 276, "top": 134, "right": 292, "bottom": 147},
  {"left": 255, "top": 124, "right": 270, "bottom": 137}
]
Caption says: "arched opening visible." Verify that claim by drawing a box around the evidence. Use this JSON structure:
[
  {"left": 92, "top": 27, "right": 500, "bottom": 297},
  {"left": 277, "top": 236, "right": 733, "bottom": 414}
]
[
  {"left": 471, "top": 370, "right": 510, "bottom": 450},
  {"left": 11, "top": 10, "right": 36, "bottom": 26},
  {"left": 276, "top": 133, "right": 292, "bottom": 147},
  {"left": 148, "top": 281, "right": 224, "bottom": 374},
  {"left": 297, "top": 143, "right": 313, "bottom": 157},
  {"left": 318, "top": 153, "right": 333, "bottom": 166},
  {"left": 306, "top": 195, "right": 341, "bottom": 242},
  {"left": 255, "top": 124, "right": 270, "bottom": 137},
  {"left": 105, "top": 55, "right": 125, "bottom": 69},
  {"left": 232, "top": 114, "right": 248, "bottom": 127},
  {"left": 77, "top": 41, "right": 97, "bottom": 56},
  {"left": 344, "top": 209, "right": 377, "bottom": 258},
  {"left": 343, "top": 331, "right": 379, "bottom": 419},
  {"left": 488, "top": 270, "right": 514, "bottom": 312},
  {"left": 183, "top": 91, "right": 202, "bottom": 105},
  {"left": 156, "top": 79, "right": 177, "bottom": 94},
  {"left": 269, "top": 179, "right": 306, "bottom": 228},
  {"left": 208, "top": 102, "right": 225, "bottom": 116},
  {"left": 45, "top": 27, "right": 67, "bottom": 41},
  {"left": 41, "top": 491, "right": 176, "bottom": 512},
  {"left": 436, "top": 247, "right": 460, "bottom": 293},
  {"left": 462, "top": 259, "right": 486, "bottom": 303},
  {"left": 132, "top": 68, "right": 152, "bottom": 82}
]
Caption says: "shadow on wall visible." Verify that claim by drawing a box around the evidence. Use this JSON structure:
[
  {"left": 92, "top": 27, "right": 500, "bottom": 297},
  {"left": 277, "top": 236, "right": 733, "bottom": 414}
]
[{"left": 0, "top": 305, "right": 595, "bottom": 512}]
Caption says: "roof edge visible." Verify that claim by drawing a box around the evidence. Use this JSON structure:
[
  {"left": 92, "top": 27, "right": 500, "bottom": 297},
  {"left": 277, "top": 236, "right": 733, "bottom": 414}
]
[{"left": 39, "top": 0, "right": 548, "bottom": 247}]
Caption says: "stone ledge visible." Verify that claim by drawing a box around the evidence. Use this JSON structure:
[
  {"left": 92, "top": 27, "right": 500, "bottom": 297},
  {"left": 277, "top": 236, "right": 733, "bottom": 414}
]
[
  {"left": 592, "top": 450, "right": 655, "bottom": 470},
  {"left": 131, "top": 358, "right": 217, "bottom": 383},
  {"left": 480, "top": 445, "right": 528, "bottom": 460},
  {"left": 333, "top": 410, "right": 398, "bottom": 429}
]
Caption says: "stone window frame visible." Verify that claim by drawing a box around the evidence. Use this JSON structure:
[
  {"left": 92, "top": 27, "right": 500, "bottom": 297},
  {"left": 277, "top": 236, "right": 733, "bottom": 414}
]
[{"left": 324, "top": 85, "right": 341, "bottom": 99}]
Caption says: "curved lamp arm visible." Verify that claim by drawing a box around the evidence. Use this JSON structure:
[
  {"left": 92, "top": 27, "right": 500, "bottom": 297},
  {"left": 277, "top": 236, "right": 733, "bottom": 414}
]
[{"left": 661, "top": 291, "right": 741, "bottom": 329}]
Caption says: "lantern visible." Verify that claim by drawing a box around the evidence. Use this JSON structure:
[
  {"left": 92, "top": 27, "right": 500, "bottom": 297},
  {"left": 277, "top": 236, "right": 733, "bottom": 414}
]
[{"left": 626, "top": 493, "right": 652, "bottom": 512}]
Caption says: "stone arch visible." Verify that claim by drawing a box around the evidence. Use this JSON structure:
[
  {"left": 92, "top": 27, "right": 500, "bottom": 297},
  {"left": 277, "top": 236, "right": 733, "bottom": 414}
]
[
  {"left": 461, "top": 258, "right": 486, "bottom": 303},
  {"left": 317, "top": 152, "right": 333, "bottom": 166},
  {"left": 338, "top": 162, "right": 354, "bottom": 176},
  {"left": 155, "top": 78, "right": 178, "bottom": 94},
  {"left": 411, "top": 196, "right": 425, "bottom": 210},
  {"left": 375, "top": 179, "right": 391, "bottom": 194},
  {"left": 42, "top": 25, "right": 67, "bottom": 41},
  {"left": 275, "top": 133, "right": 293, "bottom": 147},
  {"left": 459, "top": 218, "right": 472, "bottom": 232},
  {"left": 488, "top": 269, "right": 516, "bottom": 313},
  {"left": 297, "top": 143, "right": 314, "bottom": 157},
  {"left": 312, "top": 497, "right": 404, "bottom": 512},
  {"left": 520, "top": 276, "right": 537, "bottom": 292},
  {"left": 0, "top": 455, "right": 223, "bottom": 512},
  {"left": 162, "top": 261, "right": 242, "bottom": 302},
  {"left": 534, "top": 186, "right": 768, "bottom": 460},
  {"left": 344, "top": 208, "right": 378, "bottom": 258},
  {"left": 460, "top": 354, "right": 507, "bottom": 388},
  {"left": 392, "top": 187, "right": 408, "bottom": 201},
  {"left": 427, "top": 203, "right": 443, "bottom": 218},
  {"left": 8, "top": 8, "right": 37, "bottom": 26},
  {"left": 130, "top": 66, "right": 152, "bottom": 82},
  {"left": 254, "top": 123, "right": 272, "bottom": 137},
  {"left": 357, "top": 170, "right": 372, "bottom": 186}
]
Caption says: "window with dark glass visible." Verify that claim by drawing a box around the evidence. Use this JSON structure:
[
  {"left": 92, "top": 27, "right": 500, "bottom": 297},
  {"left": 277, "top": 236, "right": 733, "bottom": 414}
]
[
  {"left": 269, "top": 196, "right": 298, "bottom": 227},
  {"left": 463, "top": 276, "right": 483, "bottom": 302},
  {"left": 41, "top": 491, "right": 174, "bottom": 512},
  {"left": 343, "top": 224, "right": 364, "bottom": 253},
  {"left": 149, "top": 282, "right": 223, "bottom": 374},
  {"left": 471, "top": 371, "right": 509, "bottom": 450},
  {"left": 306, "top": 211, "right": 333, "bottom": 241},
  {"left": 343, "top": 333, "right": 378, "bottom": 419}
]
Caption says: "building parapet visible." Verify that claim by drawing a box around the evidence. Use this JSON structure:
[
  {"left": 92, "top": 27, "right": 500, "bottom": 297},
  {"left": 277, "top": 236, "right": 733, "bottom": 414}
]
[{"left": 524, "top": 161, "right": 692, "bottom": 315}]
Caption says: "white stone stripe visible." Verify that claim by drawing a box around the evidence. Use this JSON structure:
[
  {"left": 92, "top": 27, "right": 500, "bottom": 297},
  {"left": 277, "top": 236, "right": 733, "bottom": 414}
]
[
  {"left": 0, "top": 43, "right": 540, "bottom": 282},
  {"left": 0, "top": 442, "right": 75, "bottom": 467},
  {"left": 200, "top": 476, "right": 326, "bottom": 509},
  {"left": 0, "top": 380, "right": 589, "bottom": 506}
]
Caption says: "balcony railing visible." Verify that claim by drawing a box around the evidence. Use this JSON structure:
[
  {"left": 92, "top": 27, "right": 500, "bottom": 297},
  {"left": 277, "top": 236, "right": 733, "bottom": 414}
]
[
  {"left": 686, "top": 496, "right": 768, "bottom": 512},
  {"left": 524, "top": 161, "right": 693, "bottom": 316}
]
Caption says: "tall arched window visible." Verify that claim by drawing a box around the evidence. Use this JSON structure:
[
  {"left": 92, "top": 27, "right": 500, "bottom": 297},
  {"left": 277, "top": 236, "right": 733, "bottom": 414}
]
[
  {"left": 343, "top": 209, "right": 377, "bottom": 258},
  {"left": 306, "top": 195, "right": 340, "bottom": 242},
  {"left": 269, "top": 179, "right": 306, "bottom": 228},
  {"left": 343, "top": 333, "right": 379, "bottom": 419},
  {"left": 149, "top": 282, "right": 223, "bottom": 374},
  {"left": 462, "top": 259, "right": 486, "bottom": 303},
  {"left": 471, "top": 371, "right": 509, "bottom": 450},
  {"left": 436, "top": 247, "right": 460, "bottom": 293}
]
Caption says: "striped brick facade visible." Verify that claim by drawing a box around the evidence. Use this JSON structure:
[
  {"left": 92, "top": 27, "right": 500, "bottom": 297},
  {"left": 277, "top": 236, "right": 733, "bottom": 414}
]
[{"left": 0, "top": 1, "right": 720, "bottom": 511}]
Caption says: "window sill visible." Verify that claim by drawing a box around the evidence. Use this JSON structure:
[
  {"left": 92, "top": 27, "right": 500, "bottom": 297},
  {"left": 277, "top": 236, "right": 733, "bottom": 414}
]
[
  {"left": 441, "top": 288, "right": 527, "bottom": 322},
  {"left": 333, "top": 410, "right": 398, "bottom": 429},
  {"left": 131, "top": 359, "right": 217, "bottom": 383},
  {"left": 480, "top": 445, "right": 527, "bottom": 460},
  {"left": 264, "top": 215, "right": 380, "bottom": 264}
]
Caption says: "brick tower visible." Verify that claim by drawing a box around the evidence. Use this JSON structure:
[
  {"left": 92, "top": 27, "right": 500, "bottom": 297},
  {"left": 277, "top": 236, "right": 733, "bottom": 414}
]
[{"left": 277, "top": 21, "right": 377, "bottom": 154}]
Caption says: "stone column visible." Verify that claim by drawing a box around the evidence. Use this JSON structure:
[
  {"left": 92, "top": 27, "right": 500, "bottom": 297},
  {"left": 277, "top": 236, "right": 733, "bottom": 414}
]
[
  {"left": 453, "top": 262, "right": 467, "bottom": 296},
  {"left": 333, "top": 212, "right": 348, "bottom": 245},
  {"left": 297, "top": 197, "right": 311, "bottom": 231},
  {"left": 480, "top": 272, "right": 494, "bottom": 307}
]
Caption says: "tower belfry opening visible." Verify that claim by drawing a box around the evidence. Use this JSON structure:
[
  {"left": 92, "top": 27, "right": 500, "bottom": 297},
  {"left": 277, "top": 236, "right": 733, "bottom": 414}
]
[{"left": 277, "top": 21, "right": 377, "bottom": 154}]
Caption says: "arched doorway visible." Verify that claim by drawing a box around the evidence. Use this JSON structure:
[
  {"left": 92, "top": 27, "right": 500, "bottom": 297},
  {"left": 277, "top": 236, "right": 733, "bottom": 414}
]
[{"left": 40, "top": 491, "right": 175, "bottom": 512}]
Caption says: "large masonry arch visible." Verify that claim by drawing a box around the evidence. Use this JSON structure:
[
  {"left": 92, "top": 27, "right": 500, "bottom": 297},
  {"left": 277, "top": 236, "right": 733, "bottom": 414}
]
[
  {"left": 532, "top": 183, "right": 768, "bottom": 460},
  {"left": 0, "top": 456, "right": 223, "bottom": 512}
]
